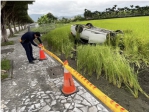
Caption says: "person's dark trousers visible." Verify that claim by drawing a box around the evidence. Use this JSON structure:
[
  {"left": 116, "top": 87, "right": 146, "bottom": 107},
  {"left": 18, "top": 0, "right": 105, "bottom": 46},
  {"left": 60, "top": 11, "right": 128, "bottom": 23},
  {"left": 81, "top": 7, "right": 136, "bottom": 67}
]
[{"left": 21, "top": 42, "right": 34, "bottom": 62}]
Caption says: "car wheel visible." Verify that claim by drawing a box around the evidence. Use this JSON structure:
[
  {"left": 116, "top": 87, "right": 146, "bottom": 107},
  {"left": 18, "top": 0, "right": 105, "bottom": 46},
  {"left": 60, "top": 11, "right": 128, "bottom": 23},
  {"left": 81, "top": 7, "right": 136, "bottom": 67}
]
[
  {"left": 85, "top": 23, "right": 93, "bottom": 28},
  {"left": 110, "top": 32, "right": 116, "bottom": 37},
  {"left": 75, "top": 25, "right": 83, "bottom": 33},
  {"left": 115, "top": 30, "right": 123, "bottom": 34}
]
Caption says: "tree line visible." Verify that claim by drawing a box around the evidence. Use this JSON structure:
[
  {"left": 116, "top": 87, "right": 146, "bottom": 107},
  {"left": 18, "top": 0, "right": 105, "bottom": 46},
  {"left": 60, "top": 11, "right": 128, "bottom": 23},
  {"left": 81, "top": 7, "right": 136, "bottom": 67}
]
[
  {"left": 1, "top": 1, "right": 34, "bottom": 42},
  {"left": 84, "top": 5, "right": 149, "bottom": 19},
  {"left": 38, "top": 4, "right": 149, "bottom": 24}
]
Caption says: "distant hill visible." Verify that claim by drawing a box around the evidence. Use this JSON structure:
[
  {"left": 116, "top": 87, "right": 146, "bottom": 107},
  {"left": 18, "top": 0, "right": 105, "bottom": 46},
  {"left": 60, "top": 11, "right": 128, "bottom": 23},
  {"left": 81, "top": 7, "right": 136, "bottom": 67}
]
[
  {"left": 58, "top": 14, "right": 84, "bottom": 19},
  {"left": 29, "top": 14, "right": 84, "bottom": 22},
  {"left": 58, "top": 16, "right": 74, "bottom": 19},
  {"left": 29, "top": 14, "right": 43, "bottom": 22}
]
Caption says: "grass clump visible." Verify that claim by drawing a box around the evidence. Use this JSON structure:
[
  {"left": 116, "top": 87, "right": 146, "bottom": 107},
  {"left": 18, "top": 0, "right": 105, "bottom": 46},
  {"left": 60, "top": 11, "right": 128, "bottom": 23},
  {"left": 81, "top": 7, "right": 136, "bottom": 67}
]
[
  {"left": 1, "top": 41, "right": 14, "bottom": 46},
  {"left": 1, "top": 73, "right": 8, "bottom": 80},
  {"left": 1, "top": 59, "right": 11, "bottom": 80}
]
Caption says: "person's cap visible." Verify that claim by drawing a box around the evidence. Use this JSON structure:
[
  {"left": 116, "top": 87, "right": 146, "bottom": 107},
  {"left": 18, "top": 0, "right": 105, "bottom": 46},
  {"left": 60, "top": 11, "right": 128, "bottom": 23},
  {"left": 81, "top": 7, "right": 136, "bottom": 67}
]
[{"left": 35, "top": 32, "right": 41, "bottom": 37}]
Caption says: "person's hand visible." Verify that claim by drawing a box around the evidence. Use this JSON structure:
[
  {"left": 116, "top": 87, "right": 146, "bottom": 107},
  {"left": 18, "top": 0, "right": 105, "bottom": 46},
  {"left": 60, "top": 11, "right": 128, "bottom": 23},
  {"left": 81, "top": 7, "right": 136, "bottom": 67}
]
[
  {"left": 37, "top": 44, "right": 42, "bottom": 48},
  {"left": 38, "top": 44, "right": 43, "bottom": 47}
]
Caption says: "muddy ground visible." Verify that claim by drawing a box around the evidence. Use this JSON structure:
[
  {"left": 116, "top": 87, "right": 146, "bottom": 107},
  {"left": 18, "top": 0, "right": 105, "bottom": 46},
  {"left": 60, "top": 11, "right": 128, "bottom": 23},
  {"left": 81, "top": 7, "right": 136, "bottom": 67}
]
[{"left": 58, "top": 53, "right": 149, "bottom": 112}]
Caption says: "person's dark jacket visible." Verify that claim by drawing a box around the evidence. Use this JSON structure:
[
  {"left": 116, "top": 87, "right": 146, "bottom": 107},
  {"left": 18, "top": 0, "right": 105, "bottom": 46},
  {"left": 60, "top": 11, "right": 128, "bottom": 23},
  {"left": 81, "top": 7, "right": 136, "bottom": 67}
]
[{"left": 21, "top": 32, "right": 42, "bottom": 46}]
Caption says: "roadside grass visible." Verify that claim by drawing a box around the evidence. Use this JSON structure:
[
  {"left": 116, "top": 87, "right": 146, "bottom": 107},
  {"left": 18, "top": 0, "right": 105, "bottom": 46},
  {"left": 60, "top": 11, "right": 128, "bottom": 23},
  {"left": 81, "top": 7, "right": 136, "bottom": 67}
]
[
  {"left": 1, "top": 41, "right": 14, "bottom": 46},
  {"left": 1, "top": 59, "right": 11, "bottom": 80},
  {"left": 42, "top": 25, "right": 74, "bottom": 58}
]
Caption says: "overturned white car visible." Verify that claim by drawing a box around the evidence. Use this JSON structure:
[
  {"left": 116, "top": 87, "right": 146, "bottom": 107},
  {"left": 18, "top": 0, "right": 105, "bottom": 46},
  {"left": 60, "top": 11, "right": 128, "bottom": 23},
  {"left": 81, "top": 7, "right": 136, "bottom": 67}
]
[{"left": 71, "top": 23, "right": 123, "bottom": 44}]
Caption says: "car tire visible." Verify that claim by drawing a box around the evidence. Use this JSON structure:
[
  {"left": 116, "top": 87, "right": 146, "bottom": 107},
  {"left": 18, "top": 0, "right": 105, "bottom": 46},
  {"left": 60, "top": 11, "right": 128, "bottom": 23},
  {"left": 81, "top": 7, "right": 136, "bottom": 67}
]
[
  {"left": 110, "top": 32, "right": 116, "bottom": 37},
  {"left": 85, "top": 23, "right": 93, "bottom": 28},
  {"left": 75, "top": 24, "right": 83, "bottom": 33},
  {"left": 115, "top": 30, "right": 123, "bottom": 34}
]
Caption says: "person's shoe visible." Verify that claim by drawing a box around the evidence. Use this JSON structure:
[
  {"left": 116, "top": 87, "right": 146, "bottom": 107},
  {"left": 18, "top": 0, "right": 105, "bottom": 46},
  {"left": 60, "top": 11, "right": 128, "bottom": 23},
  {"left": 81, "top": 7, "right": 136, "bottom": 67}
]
[
  {"left": 32, "top": 58, "right": 37, "bottom": 60},
  {"left": 29, "top": 61, "right": 35, "bottom": 64}
]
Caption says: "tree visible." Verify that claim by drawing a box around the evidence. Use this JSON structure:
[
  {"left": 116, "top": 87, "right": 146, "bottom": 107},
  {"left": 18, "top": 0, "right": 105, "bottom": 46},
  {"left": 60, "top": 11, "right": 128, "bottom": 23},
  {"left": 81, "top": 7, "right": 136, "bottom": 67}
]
[
  {"left": 12, "top": 2, "right": 32, "bottom": 33},
  {"left": 1, "top": 1, "right": 7, "bottom": 9},
  {"left": 143, "top": 6, "right": 149, "bottom": 15},
  {"left": 47, "top": 12, "right": 57, "bottom": 22},
  {"left": 130, "top": 5, "right": 134, "bottom": 9},
  {"left": 73, "top": 15, "right": 84, "bottom": 21},
  {"left": 101, "top": 11, "right": 106, "bottom": 18},
  {"left": 37, "top": 12, "right": 57, "bottom": 25},
  {"left": 38, "top": 15, "right": 49, "bottom": 25},
  {"left": 1, "top": 1, "right": 15, "bottom": 42},
  {"left": 84, "top": 9, "right": 92, "bottom": 19},
  {"left": 92, "top": 11, "right": 100, "bottom": 19},
  {"left": 1, "top": 1, "right": 34, "bottom": 42},
  {"left": 112, "top": 5, "right": 117, "bottom": 11},
  {"left": 84, "top": 9, "right": 88, "bottom": 19}
]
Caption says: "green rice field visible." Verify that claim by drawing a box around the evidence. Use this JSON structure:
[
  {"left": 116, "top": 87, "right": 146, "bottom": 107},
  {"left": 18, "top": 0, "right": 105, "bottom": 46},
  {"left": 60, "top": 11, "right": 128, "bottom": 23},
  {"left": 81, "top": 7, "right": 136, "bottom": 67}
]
[{"left": 34, "top": 16, "right": 149, "bottom": 99}]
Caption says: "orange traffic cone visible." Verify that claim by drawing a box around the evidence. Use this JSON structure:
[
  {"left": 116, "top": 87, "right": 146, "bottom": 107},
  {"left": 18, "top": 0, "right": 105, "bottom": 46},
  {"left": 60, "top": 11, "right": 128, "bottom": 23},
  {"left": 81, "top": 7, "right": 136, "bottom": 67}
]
[
  {"left": 60, "top": 60, "right": 79, "bottom": 96},
  {"left": 39, "top": 48, "right": 47, "bottom": 61}
]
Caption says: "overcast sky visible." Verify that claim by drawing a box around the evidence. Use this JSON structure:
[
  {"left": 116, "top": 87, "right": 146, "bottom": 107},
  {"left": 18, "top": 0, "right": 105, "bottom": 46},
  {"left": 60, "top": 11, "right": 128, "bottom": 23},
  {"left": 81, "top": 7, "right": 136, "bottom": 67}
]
[{"left": 28, "top": 0, "right": 149, "bottom": 17}]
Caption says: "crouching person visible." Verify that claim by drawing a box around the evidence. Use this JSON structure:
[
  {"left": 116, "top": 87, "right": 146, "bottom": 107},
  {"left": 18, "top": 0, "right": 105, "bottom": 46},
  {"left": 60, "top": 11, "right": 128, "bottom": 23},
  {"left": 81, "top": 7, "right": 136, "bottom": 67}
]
[{"left": 20, "top": 32, "right": 42, "bottom": 64}]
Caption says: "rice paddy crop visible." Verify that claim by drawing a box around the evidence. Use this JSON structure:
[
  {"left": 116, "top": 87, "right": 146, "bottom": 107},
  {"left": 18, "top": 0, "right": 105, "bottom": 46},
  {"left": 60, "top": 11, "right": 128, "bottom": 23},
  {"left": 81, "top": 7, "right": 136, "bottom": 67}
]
[
  {"left": 42, "top": 16, "right": 149, "bottom": 98},
  {"left": 78, "top": 16, "right": 149, "bottom": 67},
  {"left": 42, "top": 25, "right": 74, "bottom": 58},
  {"left": 77, "top": 45, "right": 148, "bottom": 98}
]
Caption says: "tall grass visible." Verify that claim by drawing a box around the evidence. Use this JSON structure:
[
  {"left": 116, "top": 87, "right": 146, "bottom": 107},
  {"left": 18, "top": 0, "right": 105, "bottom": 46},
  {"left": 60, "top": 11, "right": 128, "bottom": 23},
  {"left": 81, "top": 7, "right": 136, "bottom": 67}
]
[
  {"left": 77, "top": 45, "right": 149, "bottom": 98},
  {"left": 123, "top": 33, "right": 149, "bottom": 67},
  {"left": 42, "top": 25, "right": 74, "bottom": 58}
]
